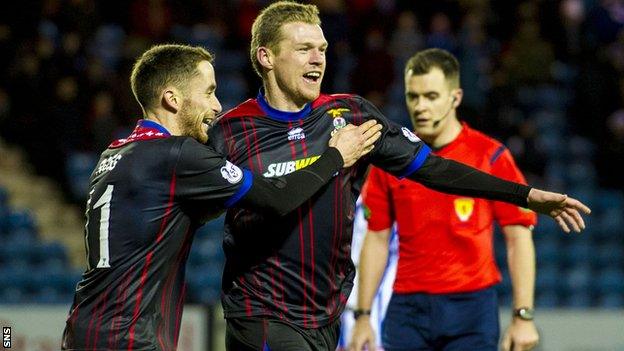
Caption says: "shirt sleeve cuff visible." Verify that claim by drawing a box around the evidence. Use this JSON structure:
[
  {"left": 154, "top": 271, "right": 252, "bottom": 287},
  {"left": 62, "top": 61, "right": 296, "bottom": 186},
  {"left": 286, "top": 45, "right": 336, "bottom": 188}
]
[
  {"left": 397, "top": 144, "right": 432, "bottom": 179},
  {"left": 225, "top": 169, "right": 253, "bottom": 208}
]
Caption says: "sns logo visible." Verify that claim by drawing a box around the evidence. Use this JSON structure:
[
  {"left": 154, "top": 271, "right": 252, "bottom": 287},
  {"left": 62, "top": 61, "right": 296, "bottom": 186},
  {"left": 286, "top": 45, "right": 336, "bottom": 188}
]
[
  {"left": 263, "top": 155, "right": 321, "bottom": 177},
  {"left": 221, "top": 161, "right": 243, "bottom": 184},
  {"left": 287, "top": 127, "right": 306, "bottom": 141},
  {"left": 3, "top": 327, "right": 10, "bottom": 348},
  {"left": 95, "top": 154, "right": 122, "bottom": 175}
]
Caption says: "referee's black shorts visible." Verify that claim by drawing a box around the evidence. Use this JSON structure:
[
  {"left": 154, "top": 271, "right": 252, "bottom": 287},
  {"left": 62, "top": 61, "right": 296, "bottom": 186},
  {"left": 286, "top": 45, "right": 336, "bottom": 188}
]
[{"left": 225, "top": 317, "right": 341, "bottom": 351}]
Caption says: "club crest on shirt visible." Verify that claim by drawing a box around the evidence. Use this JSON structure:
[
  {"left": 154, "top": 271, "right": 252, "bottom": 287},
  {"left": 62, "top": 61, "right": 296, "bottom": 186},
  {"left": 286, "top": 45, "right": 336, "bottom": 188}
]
[
  {"left": 287, "top": 127, "right": 306, "bottom": 141},
  {"left": 401, "top": 127, "right": 421, "bottom": 143},
  {"left": 328, "top": 108, "right": 350, "bottom": 136},
  {"left": 328, "top": 108, "right": 350, "bottom": 118},
  {"left": 333, "top": 117, "right": 347, "bottom": 129},
  {"left": 221, "top": 161, "right": 243, "bottom": 184},
  {"left": 454, "top": 198, "right": 475, "bottom": 222}
]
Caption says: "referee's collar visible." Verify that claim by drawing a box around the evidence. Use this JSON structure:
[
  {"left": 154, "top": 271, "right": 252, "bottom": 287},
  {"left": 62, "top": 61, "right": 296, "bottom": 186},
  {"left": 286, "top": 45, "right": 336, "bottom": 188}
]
[{"left": 257, "top": 89, "right": 312, "bottom": 122}]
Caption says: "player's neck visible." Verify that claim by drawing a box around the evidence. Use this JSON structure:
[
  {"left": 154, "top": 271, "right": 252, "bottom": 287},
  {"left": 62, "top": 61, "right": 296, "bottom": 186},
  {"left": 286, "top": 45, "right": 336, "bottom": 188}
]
[
  {"left": 429, "top": 117, "right": 462, "bottom": 149},
  {"left": 262, "top": 81, "right": 308, "bottom": 112},
  {"left": 144, "top": 110, "right": 180, "bottom": 136}
]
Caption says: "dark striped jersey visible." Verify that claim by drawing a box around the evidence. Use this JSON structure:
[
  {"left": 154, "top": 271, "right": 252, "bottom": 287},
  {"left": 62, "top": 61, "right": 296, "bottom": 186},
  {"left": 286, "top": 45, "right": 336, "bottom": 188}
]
[
  {"left": 62, "top": 120, "right": 252, "bottom": 350},
  {"left": 209, "top": 91, "right": 431, "bottom": 328}
]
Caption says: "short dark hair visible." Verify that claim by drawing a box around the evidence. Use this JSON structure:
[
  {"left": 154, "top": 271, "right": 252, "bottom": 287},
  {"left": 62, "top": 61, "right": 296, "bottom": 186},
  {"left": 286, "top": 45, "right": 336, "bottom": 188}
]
[
  {"left": 404, "top": 48, "right": 460, "bottom": 88},
  {"left": 130, "top": 44, "right": 214, "bottom": 112}
]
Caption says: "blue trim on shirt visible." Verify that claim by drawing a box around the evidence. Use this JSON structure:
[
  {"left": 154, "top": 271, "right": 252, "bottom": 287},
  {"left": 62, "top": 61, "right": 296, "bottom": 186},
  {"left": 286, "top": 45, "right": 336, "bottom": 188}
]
[
  {"left": 489, "top": 145, "right": 506, "bottom": 165},
  {"left": 138, "top": 119, "right": 171, "bottom": 135},
  {"left": 257, "top": 89, "right": 312, "bottom": 122},
  {"left": 397, "top": 144, "right": 432, "bottom": 179},
  {"left": 225, "top": 169, "right": 253, "bottom": 208}
]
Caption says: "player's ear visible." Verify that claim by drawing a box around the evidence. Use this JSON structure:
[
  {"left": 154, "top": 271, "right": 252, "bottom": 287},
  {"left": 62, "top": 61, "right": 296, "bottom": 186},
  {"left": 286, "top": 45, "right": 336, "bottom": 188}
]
[
  {"left": 451, "top": 88, "right": 463, "bottom": 108},
  {"left": 162, "top": 87, "right": 181, "bottom": 113},
  {"left": 257, "top": 46, "right": 274, "bottom": 71}
]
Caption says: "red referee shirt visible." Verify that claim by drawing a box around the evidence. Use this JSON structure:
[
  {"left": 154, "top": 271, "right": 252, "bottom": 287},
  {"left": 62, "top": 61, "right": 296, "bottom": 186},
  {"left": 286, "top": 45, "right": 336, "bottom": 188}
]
[{"left": 362, "top": 123, "right": 537, "bottom": 294}]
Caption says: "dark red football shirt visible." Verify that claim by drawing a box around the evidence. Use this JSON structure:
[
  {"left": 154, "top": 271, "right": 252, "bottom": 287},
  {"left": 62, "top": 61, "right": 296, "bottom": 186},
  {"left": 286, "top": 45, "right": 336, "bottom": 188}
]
[
  {"left": 209, "top": 91, "right": 431, "bottom": 328},
  {"left": 62, "top": 120, "right": 252, "bottom": 350}
]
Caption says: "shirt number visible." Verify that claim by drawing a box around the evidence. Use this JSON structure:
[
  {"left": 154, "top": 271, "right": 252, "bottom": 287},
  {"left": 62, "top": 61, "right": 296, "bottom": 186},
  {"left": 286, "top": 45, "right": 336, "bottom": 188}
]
[{"left": 92, "top": 184, "right": 114, "bottom": 268}]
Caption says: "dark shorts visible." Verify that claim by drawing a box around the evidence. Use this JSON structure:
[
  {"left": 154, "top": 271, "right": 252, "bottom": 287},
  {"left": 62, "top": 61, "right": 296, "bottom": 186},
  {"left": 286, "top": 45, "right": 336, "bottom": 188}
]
[
  {"left": 226, "top": 317, "right": 341, "bottom": 351},
  {"left": 381, "top": 286, "right": 499, "bottom": 351}
]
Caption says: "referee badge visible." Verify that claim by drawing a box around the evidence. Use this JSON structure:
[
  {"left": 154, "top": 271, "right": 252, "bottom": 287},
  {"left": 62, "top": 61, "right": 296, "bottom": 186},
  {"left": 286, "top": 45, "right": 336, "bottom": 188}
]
[{"left": 454, "top": 198, "right": 475, "bottom": 221}]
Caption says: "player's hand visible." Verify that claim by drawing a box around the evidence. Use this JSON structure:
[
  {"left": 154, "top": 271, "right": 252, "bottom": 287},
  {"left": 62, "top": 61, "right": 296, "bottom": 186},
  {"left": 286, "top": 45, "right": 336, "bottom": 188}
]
[
  {"left": 329, "top": 120, "right": 382, "bottom": 168},
  {"left": 526, "top": 188, "right": 591, "bottom": 233},
  {"left": 501, "top": 319, "right": 539, "bottom": 351},
  {"left": 348, "top": 317, "right": 376, "bottom": 351}
]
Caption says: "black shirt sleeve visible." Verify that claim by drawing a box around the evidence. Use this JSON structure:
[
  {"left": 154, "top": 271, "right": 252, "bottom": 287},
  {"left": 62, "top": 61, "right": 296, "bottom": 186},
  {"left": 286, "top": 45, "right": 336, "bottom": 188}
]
[
  {"left": 177, "top": 137, "right": 345, "bottom": 216},
  {"left": 408, "top": 154, "right": 531, "bottom": 207},
  {"left": 356, "top": 96, "right": 432, "bottom": 177},
  {"left": 174, "top": 138, "right": 252, "bottom": 208},
  {"left": 207, "top": 119, "right": 229, "bottom": 156},
  {"left": 352, "top": 97, "right": 530, "bottom": 207},
  {"left": 238, "top": 147, "right": 344, "bottom": 216}
]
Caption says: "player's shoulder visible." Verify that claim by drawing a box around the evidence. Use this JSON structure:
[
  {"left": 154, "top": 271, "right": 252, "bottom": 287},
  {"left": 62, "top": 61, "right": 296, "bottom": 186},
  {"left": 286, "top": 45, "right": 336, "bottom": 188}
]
[
  {"left": 175, "top": 137, "right": 227, "bottom": 172},
  {"left": 311, "top": 93, "right": 360, "bottom": 109},
  {"left": 178, "top": 136, "right": 221, "bottom": 156},
  {"left": 221, "top": 99, "right": 265, "bottom": 119}
]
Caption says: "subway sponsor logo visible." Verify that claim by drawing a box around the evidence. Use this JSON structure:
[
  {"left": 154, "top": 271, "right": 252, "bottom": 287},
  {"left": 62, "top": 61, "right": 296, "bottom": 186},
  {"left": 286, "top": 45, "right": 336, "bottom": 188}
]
[{"left": 263, "top": 155, "right": 321, "bottom": 177}]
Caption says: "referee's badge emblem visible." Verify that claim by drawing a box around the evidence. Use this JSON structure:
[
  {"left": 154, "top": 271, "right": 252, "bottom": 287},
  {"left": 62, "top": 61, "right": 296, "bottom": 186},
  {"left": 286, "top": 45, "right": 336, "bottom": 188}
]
[
  {"left": 221, "top": 161, "right": 243, "bottom": 184},
  {"left": 454, "top": 198, "right": 475, "bottom": 221}
]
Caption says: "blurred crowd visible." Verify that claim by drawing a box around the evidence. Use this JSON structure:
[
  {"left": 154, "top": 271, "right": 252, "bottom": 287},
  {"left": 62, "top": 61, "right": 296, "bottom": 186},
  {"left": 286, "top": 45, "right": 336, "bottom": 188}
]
[{"left": 1, "top": 0, "right": 624, "bottom": 202}]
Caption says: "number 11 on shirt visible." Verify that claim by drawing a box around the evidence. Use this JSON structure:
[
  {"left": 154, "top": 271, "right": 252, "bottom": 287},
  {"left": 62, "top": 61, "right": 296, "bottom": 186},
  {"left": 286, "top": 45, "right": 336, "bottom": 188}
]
[{"left": 85, "top": 184, "right": 114, "bottom": 269}]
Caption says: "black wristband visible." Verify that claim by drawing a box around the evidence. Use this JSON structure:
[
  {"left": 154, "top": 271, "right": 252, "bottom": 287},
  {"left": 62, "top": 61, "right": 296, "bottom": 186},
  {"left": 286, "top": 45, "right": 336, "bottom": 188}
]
[{"left": 353, "top": 309, "right": 371, "bottom": 320}]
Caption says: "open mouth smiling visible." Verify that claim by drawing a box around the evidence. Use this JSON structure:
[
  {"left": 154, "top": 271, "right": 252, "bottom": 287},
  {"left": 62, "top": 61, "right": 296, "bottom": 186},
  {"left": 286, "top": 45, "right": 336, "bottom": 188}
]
[{"left": 303, "top": 71, "right": 321, "bottom": 83}]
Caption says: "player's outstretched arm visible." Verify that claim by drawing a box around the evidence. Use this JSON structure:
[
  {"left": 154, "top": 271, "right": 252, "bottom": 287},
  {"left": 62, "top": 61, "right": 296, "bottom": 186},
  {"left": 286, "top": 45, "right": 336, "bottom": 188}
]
[
  {"left": 239, "top": 121, "right": 382, "bottom": 216},
  {"left": 408, "top": 154, "right": 591, "bottom": 233},
  {"left": 526, "top": 189, "right": 591, "bottom": 233}
]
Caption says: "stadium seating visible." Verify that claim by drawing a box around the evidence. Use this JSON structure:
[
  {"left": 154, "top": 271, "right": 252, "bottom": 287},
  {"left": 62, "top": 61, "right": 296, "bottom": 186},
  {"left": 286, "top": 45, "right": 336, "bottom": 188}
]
[
  {"left": 65, "top": 151, "right": 99, "bottom": 201},
  {"left": 0, "top": 191, "right": 79, "bottom": 304}
]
